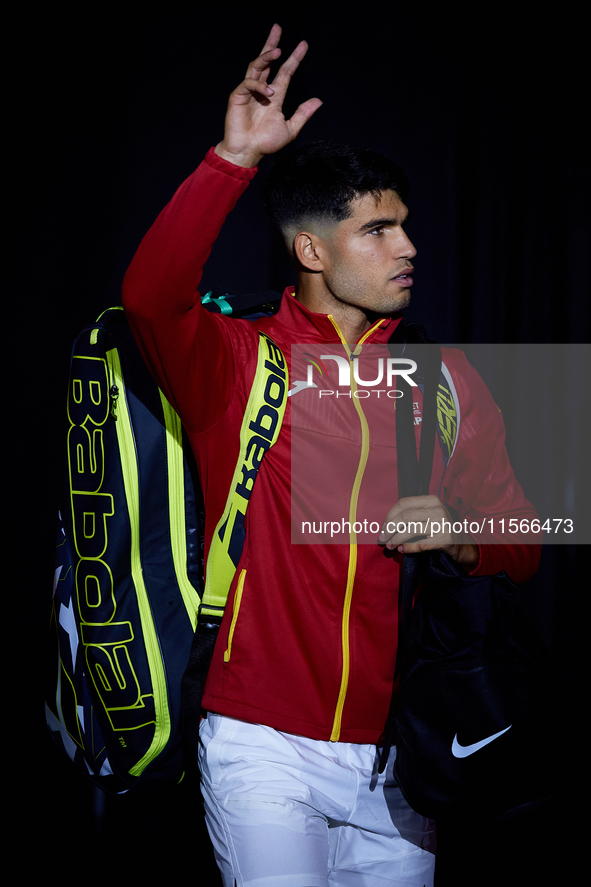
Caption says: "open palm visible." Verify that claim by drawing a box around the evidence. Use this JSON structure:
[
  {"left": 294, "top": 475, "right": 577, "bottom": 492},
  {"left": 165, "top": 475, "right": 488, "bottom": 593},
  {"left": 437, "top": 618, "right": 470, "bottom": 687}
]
[{"left": 215, "top": 24, "right": 322, "bottom": 169}]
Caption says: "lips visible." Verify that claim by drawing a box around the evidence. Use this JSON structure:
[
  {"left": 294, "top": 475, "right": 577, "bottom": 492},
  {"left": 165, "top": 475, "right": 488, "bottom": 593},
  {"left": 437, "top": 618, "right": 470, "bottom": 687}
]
[{"left": 392, "top": 267, "right": 414, "bottom": 287}]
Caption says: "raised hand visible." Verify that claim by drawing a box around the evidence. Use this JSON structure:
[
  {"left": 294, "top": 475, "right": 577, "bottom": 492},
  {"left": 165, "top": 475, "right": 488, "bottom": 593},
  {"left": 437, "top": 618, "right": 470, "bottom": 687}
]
[{"left": 214, "top": 24, "right": 322, "bottom": 169}]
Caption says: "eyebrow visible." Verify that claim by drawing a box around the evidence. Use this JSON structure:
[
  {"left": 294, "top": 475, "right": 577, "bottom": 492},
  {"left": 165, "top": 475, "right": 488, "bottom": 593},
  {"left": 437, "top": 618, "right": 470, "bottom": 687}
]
[{"left": 356, "top": 213, "right": 409, "bottom": 233}]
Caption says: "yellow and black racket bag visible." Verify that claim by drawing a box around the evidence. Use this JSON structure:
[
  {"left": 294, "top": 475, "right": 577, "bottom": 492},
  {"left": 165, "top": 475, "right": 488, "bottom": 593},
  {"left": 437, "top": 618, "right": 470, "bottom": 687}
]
[
  {"left": 45, "top": 295, "right": 286, "bottom": 794},
  {"left": 45, "top": 307, "right": 206, "bottom": 793}
]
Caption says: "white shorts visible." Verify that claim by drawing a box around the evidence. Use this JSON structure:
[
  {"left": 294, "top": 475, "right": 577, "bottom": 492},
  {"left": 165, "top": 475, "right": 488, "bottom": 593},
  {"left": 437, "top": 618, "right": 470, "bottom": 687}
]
[{"left": 198, "top": 713, "right": 436, "bottom": 887}]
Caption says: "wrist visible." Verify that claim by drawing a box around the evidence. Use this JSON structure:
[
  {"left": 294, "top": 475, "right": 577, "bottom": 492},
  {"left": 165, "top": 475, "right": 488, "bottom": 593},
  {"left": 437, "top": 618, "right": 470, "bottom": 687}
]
[
  {"left": 455, "top": 542, "right": 480, "bottom": 569},
  {"left": 214, "top": 141, "right": 262, "bottom": 169}
]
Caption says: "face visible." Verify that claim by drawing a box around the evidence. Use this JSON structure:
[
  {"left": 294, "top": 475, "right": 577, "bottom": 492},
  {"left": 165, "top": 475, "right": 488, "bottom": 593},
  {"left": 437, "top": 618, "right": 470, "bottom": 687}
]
[{"left": 315, "top": 190, "right": 417, "bottom": 317}]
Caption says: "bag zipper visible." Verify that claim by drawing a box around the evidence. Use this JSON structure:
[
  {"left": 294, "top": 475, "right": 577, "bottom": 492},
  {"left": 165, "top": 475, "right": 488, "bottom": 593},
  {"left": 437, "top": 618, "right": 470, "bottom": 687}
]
[
  {"left": 105, "top": 346, "right": 171, "bottom": 778},
  {"left": 224, "top": 569, "right": 247, "bottom": 662},
  {"left": 159, "top": 391, "right": 202, "bottom": 630}
]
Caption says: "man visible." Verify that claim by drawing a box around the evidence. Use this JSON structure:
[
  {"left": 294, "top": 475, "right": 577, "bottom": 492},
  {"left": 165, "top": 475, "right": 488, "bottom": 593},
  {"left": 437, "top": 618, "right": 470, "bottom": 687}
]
[{"left": 122, "top": 24, "right": 539, "bottom": 887}]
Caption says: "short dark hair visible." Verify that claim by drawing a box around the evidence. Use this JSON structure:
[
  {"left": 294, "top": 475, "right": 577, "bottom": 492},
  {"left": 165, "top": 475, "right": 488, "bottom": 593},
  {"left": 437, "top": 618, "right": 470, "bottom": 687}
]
[{"left": 263, "top": 141, "right": 409, "bottom": 237}]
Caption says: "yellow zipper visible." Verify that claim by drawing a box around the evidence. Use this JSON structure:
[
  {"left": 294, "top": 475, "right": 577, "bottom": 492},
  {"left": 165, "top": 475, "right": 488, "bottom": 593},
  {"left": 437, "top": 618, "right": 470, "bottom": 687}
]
[
  {"left": 105, "top": 348, "right": 171, "bottom": 778},
  {"left": 224, "top": 569, "right": 247, "bottom": 662},
  {"left": 159, "top": 391, "right": 202, "bottom": 630},
  {"left": 327, "top": 317, "right": 383, "bottom": 740}
]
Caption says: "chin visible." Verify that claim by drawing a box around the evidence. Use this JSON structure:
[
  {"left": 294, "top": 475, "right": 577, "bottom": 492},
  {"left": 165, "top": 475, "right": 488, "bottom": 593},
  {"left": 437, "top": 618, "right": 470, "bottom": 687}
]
[{"left": 381, "top": 290, "right": 411, "bottom": 315}]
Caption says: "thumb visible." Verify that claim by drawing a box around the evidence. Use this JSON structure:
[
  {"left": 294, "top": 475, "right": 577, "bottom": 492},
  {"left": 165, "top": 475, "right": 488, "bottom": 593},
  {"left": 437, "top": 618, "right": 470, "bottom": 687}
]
[{"left": 286, "top": 97, "right": 323, "bottom": 139}]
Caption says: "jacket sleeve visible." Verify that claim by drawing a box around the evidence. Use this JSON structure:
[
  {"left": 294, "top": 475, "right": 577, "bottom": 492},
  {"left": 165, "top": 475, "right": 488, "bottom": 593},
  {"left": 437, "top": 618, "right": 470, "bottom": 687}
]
[
  {"left": 121, "top": 148, "right": 257, "bottom": 431},
  {"left": 442, "top": 350, "right": 542, "bottom": 584}
]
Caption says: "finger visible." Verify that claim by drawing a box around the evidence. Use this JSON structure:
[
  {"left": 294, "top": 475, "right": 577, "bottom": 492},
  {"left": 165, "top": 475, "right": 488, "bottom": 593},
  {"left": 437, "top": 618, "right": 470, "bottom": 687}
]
[
  {"left": 384, "top": 495, "right": 441, "bottom": 518},
  {"left": 245, "top": 47, "right": 282, "bottom": 83},
  {"left": 231, "top": 78, "right": 276, "bottom": 102},
  {"left": 397, "top": 539, "right": 443, "bottom": 554},
  {"left": 378, "top": 497, "right": 448, "bottom": 541},
  {"left": 269, "top": 39, "right": 310, "bottom": 92},
  {"left": 379, "top": 527, "right": 434, "bottom": 549},
  {"left": 380, "top": 526, "right": 454, "bottom": 551},
  {"left": 259, "top": 22, "right": 282, "bottom": 55},
  {"left": 245, "top": 24, "right": 282, "bottom": 81},
  {"left": 378, "top": 511, "right": 432, "bottom": 544},
  {"left": 378, "top": 516, "right": 424, "bottom": 546},
  {"left": 379, "top": 514, "right": 453, "bottom": 548},
  {"left": 286, "top": 97, "right": 323, "bottom": 138}
]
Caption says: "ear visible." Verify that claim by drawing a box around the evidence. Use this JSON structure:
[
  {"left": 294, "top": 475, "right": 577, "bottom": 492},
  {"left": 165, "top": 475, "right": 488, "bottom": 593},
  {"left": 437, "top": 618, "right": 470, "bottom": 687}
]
[{"left": 293, "top": 231, "right": 327, "bottom": 272}]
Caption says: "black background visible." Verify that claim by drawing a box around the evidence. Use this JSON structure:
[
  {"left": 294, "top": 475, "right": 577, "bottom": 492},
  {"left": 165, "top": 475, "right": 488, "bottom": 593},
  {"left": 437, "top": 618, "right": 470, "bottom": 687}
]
[{"left": 10, "top": 4, "right": 588, "bottom": 884}]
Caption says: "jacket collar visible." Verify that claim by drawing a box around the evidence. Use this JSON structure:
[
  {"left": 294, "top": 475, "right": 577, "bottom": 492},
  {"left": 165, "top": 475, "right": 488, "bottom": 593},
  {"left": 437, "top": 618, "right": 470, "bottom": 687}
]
[{"left": 276, "top": 286, "right": 403, "bottom": 345}]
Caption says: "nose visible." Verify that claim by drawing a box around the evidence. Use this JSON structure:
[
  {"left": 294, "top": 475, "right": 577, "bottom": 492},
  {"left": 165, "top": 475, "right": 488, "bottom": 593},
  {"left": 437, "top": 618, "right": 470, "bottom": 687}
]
[{"left": 395, "top": 228, "right": 417, "bottom": 260}]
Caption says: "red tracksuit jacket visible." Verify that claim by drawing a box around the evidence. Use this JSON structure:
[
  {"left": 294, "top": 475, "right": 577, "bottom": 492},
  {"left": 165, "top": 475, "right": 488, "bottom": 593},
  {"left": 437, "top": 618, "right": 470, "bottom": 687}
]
[{"left": 122, "top": 148, "right": 540, "bottom": 744}]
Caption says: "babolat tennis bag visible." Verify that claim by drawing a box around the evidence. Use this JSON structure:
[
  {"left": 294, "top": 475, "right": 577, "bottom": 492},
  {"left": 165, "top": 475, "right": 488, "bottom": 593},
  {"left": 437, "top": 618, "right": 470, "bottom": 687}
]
[{"left": 45, "top": 293, "right": 284, "bottom": 794}]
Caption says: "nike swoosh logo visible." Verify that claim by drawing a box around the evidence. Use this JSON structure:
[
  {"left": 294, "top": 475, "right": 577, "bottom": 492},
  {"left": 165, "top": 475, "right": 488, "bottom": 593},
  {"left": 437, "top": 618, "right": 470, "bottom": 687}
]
[{"left": 451, "top": 725, "right": 512, "bottom": 758}]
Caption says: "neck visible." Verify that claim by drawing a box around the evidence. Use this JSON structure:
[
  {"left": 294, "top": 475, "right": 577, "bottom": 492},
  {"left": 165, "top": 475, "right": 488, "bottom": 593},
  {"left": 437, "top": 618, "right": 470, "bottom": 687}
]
[{"left": 295, "top": 273, "right": 376, "bottom": 343}]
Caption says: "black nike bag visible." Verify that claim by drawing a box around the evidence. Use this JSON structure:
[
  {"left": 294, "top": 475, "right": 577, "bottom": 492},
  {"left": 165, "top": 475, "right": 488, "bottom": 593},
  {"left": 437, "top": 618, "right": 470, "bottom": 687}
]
[
  {"left": 389, "top": 551, "right": 556, "bottom": 821},
  {"left": 378, "top": 339, "right": 557, "bottom": 821}
]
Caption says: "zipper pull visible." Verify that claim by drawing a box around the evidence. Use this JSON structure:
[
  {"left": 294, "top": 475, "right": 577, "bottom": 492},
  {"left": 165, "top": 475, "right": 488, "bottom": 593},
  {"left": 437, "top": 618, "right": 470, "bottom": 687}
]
[{"left": 109, "top": 384, "right": 119, "bottom": 420}]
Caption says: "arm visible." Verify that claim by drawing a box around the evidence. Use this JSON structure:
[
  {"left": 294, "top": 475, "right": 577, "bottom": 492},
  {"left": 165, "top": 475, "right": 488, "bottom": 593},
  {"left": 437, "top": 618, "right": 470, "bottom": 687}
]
[
  {"left": 121, "top": 151, "right": 256, "bottom": 427},
  {"left": 121, "top": 25, "right": 321, "bottom": 426},
  {"left": 379, "top": 351, "right": 541, "bottom": 582}
]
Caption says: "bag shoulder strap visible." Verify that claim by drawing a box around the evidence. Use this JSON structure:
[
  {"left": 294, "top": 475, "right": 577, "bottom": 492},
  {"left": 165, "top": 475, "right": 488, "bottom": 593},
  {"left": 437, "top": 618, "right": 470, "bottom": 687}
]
[
  {"left": 199, "top": 330, "right": 288, "bottom": 624},
  {"left": 389, "top": 320, "right": 460, "bottom": 479},
  {"left": 377, "top": 335, "right": 443, "bottom": 772},
  {"left": 181, "top": 328, "right": 287, "bottom": 780},
  {"left": 395, "top": 339, "right": 443, "bottom": 640}
]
